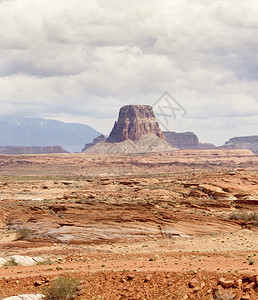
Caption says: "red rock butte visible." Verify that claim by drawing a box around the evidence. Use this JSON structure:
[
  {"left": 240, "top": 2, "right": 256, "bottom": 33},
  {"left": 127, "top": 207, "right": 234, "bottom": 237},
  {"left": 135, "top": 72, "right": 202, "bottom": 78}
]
[{"left": 106, "top": 105, "right": 165, "bottom": 143}]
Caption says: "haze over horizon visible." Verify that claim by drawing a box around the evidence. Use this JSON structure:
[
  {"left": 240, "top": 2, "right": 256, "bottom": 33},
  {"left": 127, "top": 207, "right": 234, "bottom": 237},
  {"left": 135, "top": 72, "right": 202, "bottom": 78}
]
[{"left": 0, "top": 0, "right": 257, "bottom": 146}]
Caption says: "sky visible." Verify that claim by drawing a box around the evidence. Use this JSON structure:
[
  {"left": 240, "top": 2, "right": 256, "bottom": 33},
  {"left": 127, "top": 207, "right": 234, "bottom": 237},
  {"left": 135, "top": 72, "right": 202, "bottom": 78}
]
[{"left": 0, "top": 0, "right": 258, "bottom": 146}]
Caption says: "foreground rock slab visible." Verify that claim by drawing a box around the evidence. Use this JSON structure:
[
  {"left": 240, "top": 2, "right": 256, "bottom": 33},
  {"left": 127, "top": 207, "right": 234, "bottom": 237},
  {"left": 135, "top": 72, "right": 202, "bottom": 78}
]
[
  {"left": 0, "top": 256, "right": 44, "bottom": 267},
  {"left": 3, "top": 294, "right": 43, "bottom": 300}
]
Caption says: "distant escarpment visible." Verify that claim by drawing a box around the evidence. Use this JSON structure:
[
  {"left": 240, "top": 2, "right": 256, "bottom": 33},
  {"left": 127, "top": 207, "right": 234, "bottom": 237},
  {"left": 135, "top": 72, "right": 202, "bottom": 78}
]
[
  {"left": 164, "top": 132, "right": 216, "bottom": 150},
  {"left": 0, "top": 145, "right": 68, "bottom": 155},
  {"left": 106, "top": 105, "right": 165, "bottom": 143},
  {"left": 83, "top": 105, "right": 176, "bottom": 153},
  {"left": 220, "top": 136, "right": 258, "bottom": 154}
]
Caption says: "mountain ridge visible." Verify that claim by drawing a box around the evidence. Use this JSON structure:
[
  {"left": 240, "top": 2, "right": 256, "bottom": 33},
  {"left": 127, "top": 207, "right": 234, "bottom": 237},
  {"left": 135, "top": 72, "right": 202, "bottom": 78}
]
[{"left": 0, "top": 116, "right": 101, "bottom": 152}]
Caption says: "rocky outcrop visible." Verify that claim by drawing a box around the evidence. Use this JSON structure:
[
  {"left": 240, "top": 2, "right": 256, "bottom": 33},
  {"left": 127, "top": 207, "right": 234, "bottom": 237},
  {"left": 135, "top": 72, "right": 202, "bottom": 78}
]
[
  {"left": 163, "top": 132, "right": 216, "bottom": 150},
  {"left": 198, "top": 142, "right": 217, "bottom": 150},
  {"left": 3, "top": 295, "right": 44, "bottom": 300},
  {"left": 164, "top": 132, "right": 199, "bottom": 149},
  {"left": 106, "top": 105, "right": 165, "bottom": 143},
  {"left": 220, "top": 136, "right": 258, "bottom": 154},
  {"left": 0, "top": 146, "right": 68, "bottom": 154},
  {"left": 82, "top": 134, "right": 106, "bottom": 152},
  {"left": 0, "top": 256, "right": 45, "bottom": 267},
  {"left": 83, "top": 105, "right": 175, "bottom": 153},
  {"left": 84, "top": 134, "right": 177, "bottom": 154}
]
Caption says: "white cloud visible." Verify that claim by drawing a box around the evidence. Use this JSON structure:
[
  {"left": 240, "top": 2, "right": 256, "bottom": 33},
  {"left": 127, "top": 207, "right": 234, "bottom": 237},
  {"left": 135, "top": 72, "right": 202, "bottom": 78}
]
[{"left": 0, "top": 0, "right": 257, "bottom": 144}]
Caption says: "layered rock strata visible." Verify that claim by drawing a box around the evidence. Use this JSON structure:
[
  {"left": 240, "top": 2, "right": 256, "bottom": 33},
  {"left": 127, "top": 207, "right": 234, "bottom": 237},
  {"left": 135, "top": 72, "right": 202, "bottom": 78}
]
[
  {"left": 0, "top": 145, "right": 68, "bottom": 154},
  {"left": 220, "top": 136, "right": 258, "bottom": 154},
  {"left": 164, "top": 131, "right": 216, "bottom": 150},
  {"left": 83, "top": 105, "right": 175, "bottom": 153},
  {"left": 106, "top": 105, "right": 165, "bottom": 143}
]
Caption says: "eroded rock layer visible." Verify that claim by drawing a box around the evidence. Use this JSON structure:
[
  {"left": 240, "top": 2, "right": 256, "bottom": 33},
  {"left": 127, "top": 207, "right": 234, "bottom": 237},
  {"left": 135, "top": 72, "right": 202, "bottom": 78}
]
[
  {"left": 221, "top": 136, "right": 258, "bottom": 154},
  {"left": 164, "top": 131, "right": 216, "bottom": 150},
  {"left": 106, "top": 105, "right": 165, "bottom": 143},
  {"left": 0, "top": 146, "right": 68, "bottom": 154}
]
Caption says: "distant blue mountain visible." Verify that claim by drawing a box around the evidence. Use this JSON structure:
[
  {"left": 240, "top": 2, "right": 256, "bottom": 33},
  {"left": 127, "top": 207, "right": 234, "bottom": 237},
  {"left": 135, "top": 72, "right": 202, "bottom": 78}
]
[{"left": 0, "top": 116, "right": 101, "bottom": 152}]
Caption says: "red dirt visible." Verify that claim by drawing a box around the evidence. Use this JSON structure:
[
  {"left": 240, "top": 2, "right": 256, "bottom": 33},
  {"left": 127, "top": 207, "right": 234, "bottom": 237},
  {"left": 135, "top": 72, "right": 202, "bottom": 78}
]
[{"left": 0, "top": 149, "right": 257, "bottom": 299}]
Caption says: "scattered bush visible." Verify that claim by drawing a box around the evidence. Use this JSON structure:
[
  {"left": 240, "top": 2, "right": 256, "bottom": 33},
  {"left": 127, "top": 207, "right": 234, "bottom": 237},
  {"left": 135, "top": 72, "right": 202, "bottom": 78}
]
[
  {"left": 36, "top": 258, "right": 53, "bottom": 265},
  {"left": 229, "top": 211, "right": 258, "bottom": 223},
  {"left": 4, "top": 257, "right": 19, "bottom": 267},
  {"left": 15, "top": 227, "right": 35, "bottom": 240},
  {"left": 42, "top": 276, "right": 80, "bottom": 300},
  {"left": 247, "top": 257, "right": 255, "bottom": 265},
  {"left": 214, "top": 288, "right": 235, "bottom": 300}
]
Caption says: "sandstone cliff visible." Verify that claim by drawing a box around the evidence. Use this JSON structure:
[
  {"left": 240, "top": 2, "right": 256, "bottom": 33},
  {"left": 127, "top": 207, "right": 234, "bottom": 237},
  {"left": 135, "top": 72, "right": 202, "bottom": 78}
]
[
  {"left": 220, "top": 136, "right": 258, "bottom": 154},
  {"left": 164, "top": 131, "right": 216, "bottom": 150},
  {"left": 83, "top": 105, "right": 176, "bottom": 153},
  {"left": 106, "top": 105, "right": 165, "bottom": 143}
]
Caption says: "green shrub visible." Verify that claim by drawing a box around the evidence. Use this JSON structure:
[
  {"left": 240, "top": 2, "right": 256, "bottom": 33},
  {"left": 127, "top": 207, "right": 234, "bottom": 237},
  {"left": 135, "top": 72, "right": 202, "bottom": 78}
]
[
  {"left": 42, "top": 276, "right": 80, "bottom": 300},
  {"left": 229, "top": 211, "right": 258, "bottom": 222},
  {"left": 15, "top": 227, "right": 35, "bottom": 240},
  {"left": 247, "top": 257, "right": 255, "bottom": 265},
  {"left": 4, "top": 257, "right": 19, "bottom": 267},
  {"left": 36, "top": 258, "right": 53, "bottom": 265}
]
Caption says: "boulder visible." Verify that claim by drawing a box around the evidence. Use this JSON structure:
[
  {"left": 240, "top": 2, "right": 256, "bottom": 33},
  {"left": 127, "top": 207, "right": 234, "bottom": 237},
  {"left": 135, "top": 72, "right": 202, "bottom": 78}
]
[
  {"left": 189, "top": 278, "right": 199, "bottom": 288},
  {"left": 219, "top": 277, "right": 234, "bottom": 288}
]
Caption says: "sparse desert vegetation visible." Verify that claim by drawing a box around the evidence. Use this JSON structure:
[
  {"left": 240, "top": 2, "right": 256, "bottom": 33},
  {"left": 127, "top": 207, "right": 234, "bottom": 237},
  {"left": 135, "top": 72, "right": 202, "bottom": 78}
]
[
  {"left": 229, "top": 211, "right": 258, "bottom": 225},
  {"left": 42, "top": 276, "right": 80, "bottom": 300},
  {"left": 14, "top": 228, "right": 36, "bottom": 241},
  {"left": 0, "top": 150, "right": 257, "bottom": 299},
  {"left": 3, "top": 257, "right": 19, "bottom": 267}
]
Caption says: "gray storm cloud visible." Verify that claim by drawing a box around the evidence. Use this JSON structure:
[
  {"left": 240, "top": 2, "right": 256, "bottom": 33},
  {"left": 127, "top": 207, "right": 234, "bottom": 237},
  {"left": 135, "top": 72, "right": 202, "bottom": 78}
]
[{"left": 0, "top": 0, "right": 257, "bottom": 145}]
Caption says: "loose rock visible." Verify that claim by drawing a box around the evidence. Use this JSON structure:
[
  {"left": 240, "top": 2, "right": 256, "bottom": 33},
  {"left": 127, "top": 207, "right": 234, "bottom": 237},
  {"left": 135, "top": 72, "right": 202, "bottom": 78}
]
[
  {"left": 219, "top": 277, "right": 234, "bottom": 288},
  {"left": 189, "top": 278, "right": 199, "bottom": 288},
  {"left": 233, "top": 279, "right": 242, "bottom": 288},
  {"left": 144, "top": 274, "right": 152, "bottom": 282},
  {"left": 241, "top": 294, "right": 251, "bottom": 300},
  {"left": 243, "top": 282, "right": 256, "bottom": 292}
]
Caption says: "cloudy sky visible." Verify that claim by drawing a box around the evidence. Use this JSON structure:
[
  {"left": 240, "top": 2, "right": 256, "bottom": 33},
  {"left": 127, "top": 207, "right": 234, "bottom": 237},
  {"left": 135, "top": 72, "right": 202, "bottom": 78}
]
[{"left": 0, "top": 0, "right": 258, "bottom": 145}]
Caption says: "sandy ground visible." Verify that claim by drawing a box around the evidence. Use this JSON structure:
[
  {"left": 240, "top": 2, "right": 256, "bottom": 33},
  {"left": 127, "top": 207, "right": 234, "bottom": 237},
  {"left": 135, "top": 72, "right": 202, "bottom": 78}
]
[{"left": 0, "top": 150, "right": 257, "bottom": 299}]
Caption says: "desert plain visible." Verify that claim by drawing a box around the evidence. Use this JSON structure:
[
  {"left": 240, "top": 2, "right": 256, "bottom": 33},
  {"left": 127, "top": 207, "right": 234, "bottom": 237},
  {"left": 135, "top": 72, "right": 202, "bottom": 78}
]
[{"left": 0, "top": 149, "right": 258, "bottom": 299}]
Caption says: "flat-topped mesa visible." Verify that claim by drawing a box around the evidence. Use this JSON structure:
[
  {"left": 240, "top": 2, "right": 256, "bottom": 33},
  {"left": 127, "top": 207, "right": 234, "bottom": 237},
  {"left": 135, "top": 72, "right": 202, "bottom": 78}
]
[
  {"left": 220, "top": 135, "right": 258, "bottom": 154},
  {"left": 106, "top": 105, "right": 165, "bottom": 143},
  {"left": 164, "top": 131, "right": 216, "bottom": 150},
  {"left": 0, "top": 145, "right": 68, "bottom": 154}
]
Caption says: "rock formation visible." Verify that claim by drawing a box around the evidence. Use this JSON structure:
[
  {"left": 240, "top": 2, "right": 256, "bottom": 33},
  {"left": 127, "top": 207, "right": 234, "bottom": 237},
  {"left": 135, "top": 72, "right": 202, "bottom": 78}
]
[
  {"left": 198, "top": 142, "right": 217, "bottom": 150},
  {"left": 83, "top": 134, "right": 176, "bottom": 153},
  {"left": 106, "top": 105, "right": 165, "bottom": 143},
  {"left": 83, "top": 105, "right": 176, "bottom": 153},
  {"left": 220, "top": 136, "right": 258, "bottom": 154},
  {"left": 82, "top": 134, "right": 106, "bottom": 152},
  {"left": 163, "top": 132, "right": 216, "bottom": 150},
  {"left": 0, "top": 145, "right": 68, "bottom": 154}
]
